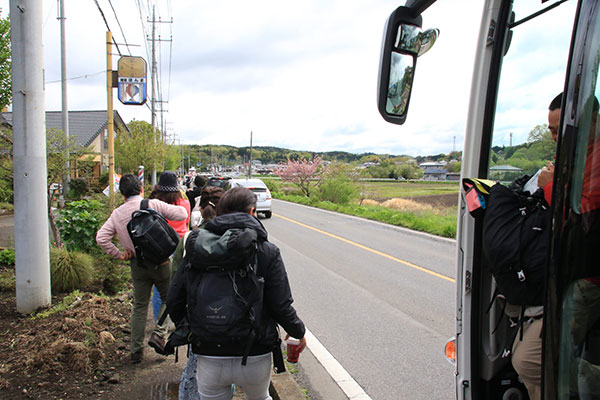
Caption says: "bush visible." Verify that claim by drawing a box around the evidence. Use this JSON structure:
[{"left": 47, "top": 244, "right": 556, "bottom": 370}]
[
  {"left": 56, "top": 200, "right": 104, "bottom": 252},
  {"left": 94, "top": 253, "right": 130, "bottom": 295},
  {"left": 50, "top": 247, "right": 94, "bottom": 293},
  {"left": 0, "top": 267, "right": 15, "bottom": 291},
  {"left": 0, "top": 248, "right": 15, "bottom": 265},
  {"left": 0, "top": 178, "right": 13, "bottom": 203},
  {"left": 317, "top": 162, "right": 358, "bottom": 204},
  {"left": 68, "top": 178, "right": 89, "bottom": 200},
  {"left": 262, "top": 178, "right": 280, "bottom": 194}
]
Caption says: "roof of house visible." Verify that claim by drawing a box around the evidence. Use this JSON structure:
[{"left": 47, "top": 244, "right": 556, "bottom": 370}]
[
  {"left": 0, "top": 110, "right": 129, "bottom": 148},
  {"left": 423, "top": 168, "right": 449, "bottom": 174},
  {"left": 489, "top": 165, "right": 523, "bottom": 171}
]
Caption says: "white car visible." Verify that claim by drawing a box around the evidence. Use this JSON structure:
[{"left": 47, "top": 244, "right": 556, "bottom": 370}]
[{"left": 226, "top": 178, "right": 272, "bottom": 218}]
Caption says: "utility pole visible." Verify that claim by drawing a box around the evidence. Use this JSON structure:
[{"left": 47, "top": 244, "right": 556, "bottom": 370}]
[
  {"left": 106, "top": 32, "right": 115, "bottom": 207},
  {"left": 150, "top": 6, "right": 157, "bottom": 186},
  {"left": 11, "top": 0, "right": 52, "bottom": 313},
  {"left": 147, "top": 7, "right": 172, "bottom": 186},
  {"left": 509, "top": 132, "right": 513, "bottom": 147},
  {"left": 248, "top": 131, "right": 253, "bottom": 179},
  {"left": 59, "top": 0, "right": 69, "bottom": 198}
]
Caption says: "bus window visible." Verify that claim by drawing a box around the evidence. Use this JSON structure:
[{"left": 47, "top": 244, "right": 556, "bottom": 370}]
[
  {"left": 556, "top": 6, "right": 600, "bottom": 395},
  {"left": 488, "top": 2, "right": 576, "bottom": 184}
]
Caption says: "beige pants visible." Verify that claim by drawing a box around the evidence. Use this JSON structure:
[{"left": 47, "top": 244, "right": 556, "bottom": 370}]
[{"left": 512, "top": 317, "right": 543, "bottom": 400}]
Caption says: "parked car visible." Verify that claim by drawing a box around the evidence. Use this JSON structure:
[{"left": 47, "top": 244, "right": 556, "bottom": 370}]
[
  {"left": 206, "top": 176, "right": 232, "bottom": 189},
  {"left": 225, "top": 178, "right": 272, "bottom": 218}
]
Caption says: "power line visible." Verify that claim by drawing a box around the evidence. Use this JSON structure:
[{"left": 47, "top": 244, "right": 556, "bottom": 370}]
[
  {"left": 92, "top": 0, "right": 122, "bottom": 56},
  {"left": 45, "top": 70, "right": 105, "bottom": 84},
  {"left": 107, "top": 0, "right": 132, "bottom": 56}
]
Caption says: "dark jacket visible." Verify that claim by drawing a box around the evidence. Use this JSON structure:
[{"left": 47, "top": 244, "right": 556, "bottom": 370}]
[
  {"left": 187, "top": 187, "right": 203, "bottom": 211},
  {"left": 167, "top": 212, "right": 305, "bottom": 356}
]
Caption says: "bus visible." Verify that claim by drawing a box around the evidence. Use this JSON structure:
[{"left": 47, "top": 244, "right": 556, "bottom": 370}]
[{"left": 377, "top": 1, "right": 600, "bottom": 399}]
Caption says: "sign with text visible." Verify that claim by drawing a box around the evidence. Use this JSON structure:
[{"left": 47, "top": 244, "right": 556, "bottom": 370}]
[{"left": 117, "top": 56, "right": 147, "bottom": 105}]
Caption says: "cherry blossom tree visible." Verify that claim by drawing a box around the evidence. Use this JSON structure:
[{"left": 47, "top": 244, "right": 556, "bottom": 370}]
[{"left": 274, "top": 156, "right": 322, "bottom": 197}]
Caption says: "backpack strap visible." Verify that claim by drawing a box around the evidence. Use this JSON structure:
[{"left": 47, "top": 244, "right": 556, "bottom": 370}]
[{"left": 141, "top": 198, "right": 150, "bottom": 210}]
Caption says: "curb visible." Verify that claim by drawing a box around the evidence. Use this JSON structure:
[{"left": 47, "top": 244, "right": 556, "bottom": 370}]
[{"left": 270, "top": 370, "right": 306, "bottom": 400}]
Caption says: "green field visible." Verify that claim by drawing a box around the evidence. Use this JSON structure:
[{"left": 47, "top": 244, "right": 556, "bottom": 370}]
[{"left": 360, "top": 180, "right": 459, "bottom": 199}]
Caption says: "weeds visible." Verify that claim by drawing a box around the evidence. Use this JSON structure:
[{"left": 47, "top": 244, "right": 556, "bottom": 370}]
[{"left": 32, "top": 290, "right": 82, "bottom": 319}]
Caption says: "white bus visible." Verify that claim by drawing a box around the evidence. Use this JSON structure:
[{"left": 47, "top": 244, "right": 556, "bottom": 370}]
[{"left": 377, "top": 1, "right": 600, "bottom": 399}]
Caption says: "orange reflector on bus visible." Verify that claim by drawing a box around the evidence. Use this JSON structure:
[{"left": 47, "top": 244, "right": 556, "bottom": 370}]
[{"left": 444, "top": 337, "right": 456, "bottom": 366}]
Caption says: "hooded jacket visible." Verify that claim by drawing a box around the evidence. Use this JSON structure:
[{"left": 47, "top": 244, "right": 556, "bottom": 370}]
[{"left": 167, "top": 212, "right": 305, "bottom": 356}]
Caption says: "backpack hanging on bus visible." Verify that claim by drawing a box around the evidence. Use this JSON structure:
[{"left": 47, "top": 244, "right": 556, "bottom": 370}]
[{"left": 481, "top": 176, "right": 551, "bottom": 306}]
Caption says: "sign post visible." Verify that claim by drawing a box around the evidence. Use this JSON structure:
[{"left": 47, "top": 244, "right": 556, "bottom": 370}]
[{"left": 117, "top": 56, "right": 147, "bottom": 105}]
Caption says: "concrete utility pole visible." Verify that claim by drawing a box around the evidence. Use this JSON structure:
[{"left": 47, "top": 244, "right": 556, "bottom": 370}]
[
  {"left": 11, "top": 0, "right": 52, "bottom": 313},
  {"left": 59, "top": 0, "right": 69, "bottom": 196}
]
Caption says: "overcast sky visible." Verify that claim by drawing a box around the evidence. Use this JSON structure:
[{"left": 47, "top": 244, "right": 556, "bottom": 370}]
[{"left": 0, "top": 0, "right": 577, "bottom": 156}]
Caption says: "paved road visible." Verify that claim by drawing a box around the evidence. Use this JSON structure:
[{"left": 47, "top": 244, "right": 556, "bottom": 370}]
[{"left": 261, "top": 199, "right": 457, "bottom": 400}]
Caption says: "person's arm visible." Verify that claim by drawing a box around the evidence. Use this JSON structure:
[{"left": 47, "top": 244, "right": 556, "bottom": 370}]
[
  {"left": 262, "top": 245, "right": 306, "bottom": 340},
  {"left": 96, "top": 216, "right": 132, "bottom": 259},
  {"left": 149, "top": 199, "right": 187, "bottom": 221},
  {"left": 166, "top": 265, "right": 188, "bottom": 325}
]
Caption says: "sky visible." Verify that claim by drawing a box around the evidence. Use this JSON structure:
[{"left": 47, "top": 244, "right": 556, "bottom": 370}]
[{"left": 0, "top": 0, "right": 578, "bottom": 156}]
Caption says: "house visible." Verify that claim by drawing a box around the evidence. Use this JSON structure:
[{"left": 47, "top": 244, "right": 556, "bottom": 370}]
[
  {"left": 489, "top": 164, "right": 523, "bottom": 181},
  {"left": 423, "top": 167, "right": 449, "bottom": 181},
  {"left": 1, "top": 110, "right": 130, "bottom": 178}
]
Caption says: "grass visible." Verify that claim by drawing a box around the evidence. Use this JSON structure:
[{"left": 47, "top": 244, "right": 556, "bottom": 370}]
[
  {"left": 275, "top": 193, "right": 457, "bottom": 238},
  {"left": 359, "top": 180, "right": 459, "bottom": 199},
  {"left": 32, "top": 290, "right": 82, "bottom": 319}
]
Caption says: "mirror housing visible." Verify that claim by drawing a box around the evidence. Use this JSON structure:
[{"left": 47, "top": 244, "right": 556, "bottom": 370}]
[{"left": 377, "top": 6, "right": 438, "bottom": 125}]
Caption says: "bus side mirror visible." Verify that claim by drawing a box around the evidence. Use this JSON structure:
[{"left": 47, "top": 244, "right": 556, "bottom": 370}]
[{"left": 377, "top": 6, "right": 439, "bottom": 125}]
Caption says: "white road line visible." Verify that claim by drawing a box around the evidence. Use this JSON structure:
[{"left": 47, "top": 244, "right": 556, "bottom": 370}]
[{"left": 304, "top": 328, "right": 373, "bottom": 400}]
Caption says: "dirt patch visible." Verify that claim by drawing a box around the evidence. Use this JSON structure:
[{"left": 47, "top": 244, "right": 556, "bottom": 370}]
[{"left": 406, "top": 193, "right": 458, "bottom": 208}]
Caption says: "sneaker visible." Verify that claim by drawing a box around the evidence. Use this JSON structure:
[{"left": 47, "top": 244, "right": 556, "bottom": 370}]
[
  {"left": 148, "top": 332, "right": 166, "bottom": 355},
  {"left": 131, "top": 350, "right": 143, "bottom": 364}
]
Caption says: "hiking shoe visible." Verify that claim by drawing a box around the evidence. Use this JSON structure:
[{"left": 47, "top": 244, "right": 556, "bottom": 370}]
[
  {"left": 148, "top": 333, "right": 166, "bottom": 355},
  {"left": 131, "top": 350, "right": 143, "bottom": 364}
]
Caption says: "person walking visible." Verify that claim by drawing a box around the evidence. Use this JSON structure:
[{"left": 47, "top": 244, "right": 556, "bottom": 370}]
[
  {"left": 167, "top": 186, "right": 306, "bottom": 399},
  {"left": 96, "top": 173, "right": 187, "bottom": 364},
  {"left": 174, "top": 185, "right": 224, "bottom": 400},
  {"left": 147, "top": 171, "right": 191, "bottom": 351}
]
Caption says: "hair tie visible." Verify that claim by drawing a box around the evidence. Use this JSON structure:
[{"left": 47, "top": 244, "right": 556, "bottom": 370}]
[{"left": 209, "top": 201, "right": 215, "bottom": 208}]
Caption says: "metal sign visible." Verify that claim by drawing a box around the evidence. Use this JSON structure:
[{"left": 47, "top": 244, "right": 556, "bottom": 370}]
[{"left": 117, "top": 56, "right": 147, "bottom": 105}]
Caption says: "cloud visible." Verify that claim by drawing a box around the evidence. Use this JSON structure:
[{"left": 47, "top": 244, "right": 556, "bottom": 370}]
[{"left": 0, "top": 0, "right": 579, "bottom": 157}]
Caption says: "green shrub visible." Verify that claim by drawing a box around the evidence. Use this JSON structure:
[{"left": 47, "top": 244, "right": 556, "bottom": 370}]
[
  {"left": 0, "top": 248, "right": 15, "bottom": 265},
  {"left": 0, "top": 268, "right": 15, "bottom": 291},
  {"left": 318, "top": 177, "right": 358, "bottom": 204},
  {"left": 68, "top": 178, "right": 89, "bottom": 200},
  {"left": 56, "top": 199, "right": 104, "bottom": 252},
  {"left": 50, "top": 247, "right": 94, "bottom": 293},
  {"left": 262, "top": 178, "right": 281, "bottom": 194},
  {"left": 0, "top": 178, "right": 13, "bottom": 203},
  {"left": 94, "top": 253, "right": 130, "bottom": 295},
  {"left": 98, "top": 171, "right": 109, "bottom": 188}
]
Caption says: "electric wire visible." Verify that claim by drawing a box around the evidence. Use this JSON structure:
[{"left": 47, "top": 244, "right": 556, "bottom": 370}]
[
  {"left": 107, "top": 0, "right": 132, "bottom": 56},
  {"left": 91, "top": 0, "right": 122, "bottom": 56},
  {"left": 45, "top": 70, "right": 105, "bottom": 84}
]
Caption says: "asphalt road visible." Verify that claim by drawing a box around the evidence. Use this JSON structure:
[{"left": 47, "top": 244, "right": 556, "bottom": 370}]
[{"left": 261, "top": 199, "right": 457, "bottom": 400}]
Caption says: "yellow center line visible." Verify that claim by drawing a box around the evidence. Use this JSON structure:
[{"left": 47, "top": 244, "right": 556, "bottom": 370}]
[{"left": 274, "top": 213, "right": 456, "bottom": 283}]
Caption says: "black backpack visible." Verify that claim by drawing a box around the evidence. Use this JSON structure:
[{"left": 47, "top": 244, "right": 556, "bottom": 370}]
[
  {"left": 482, "top": 177, "right": 551, "bottom": 306},
  {"left": 183, "top": 227, "right": 265, "bottom": 365},
  {"left": 127, "top": 199, "right": 180, "bottom": 266}
]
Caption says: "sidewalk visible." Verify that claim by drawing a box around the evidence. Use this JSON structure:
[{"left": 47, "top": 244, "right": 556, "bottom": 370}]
[{"left": 0, "top": 213, "right": 350, "bottom": 400}]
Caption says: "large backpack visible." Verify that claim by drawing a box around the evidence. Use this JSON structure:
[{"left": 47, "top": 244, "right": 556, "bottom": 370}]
[
  {"left": 127, "top": 199, "right": 180, "bottom": 266},
  {"left": 183, "top": 227, "right": 264, "bottom": 365},
  {"left": 481, "top": 177, "right": 551, "bottom": 306}
]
